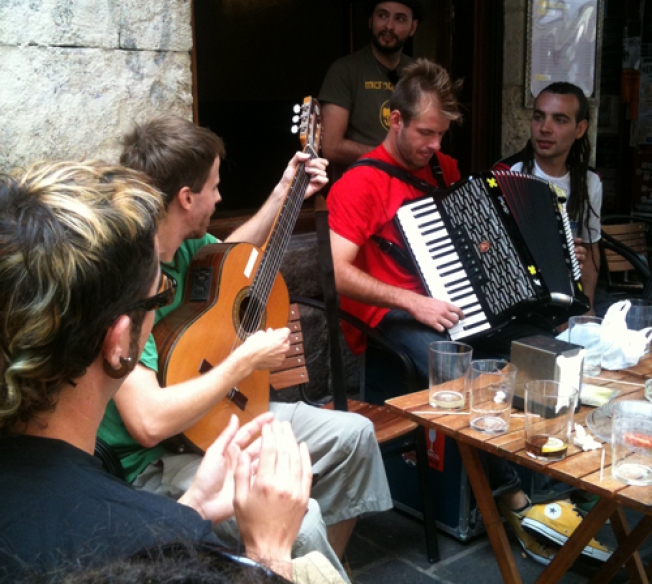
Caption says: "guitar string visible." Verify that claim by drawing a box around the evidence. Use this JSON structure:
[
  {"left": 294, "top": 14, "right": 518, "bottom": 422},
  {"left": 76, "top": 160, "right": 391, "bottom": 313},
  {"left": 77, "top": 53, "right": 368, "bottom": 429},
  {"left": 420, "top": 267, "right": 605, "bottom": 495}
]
[
  {"left": 241, "top": 163, "right": 312, "bottom": 327},
  {"left": 234, "top": 169, "right": 309, "bottom": 347},
  {"left": 243, "top": 144, "right": 317, "bottom": 320},
  {"left": 231, "top": 145, "right": 316, "bottom": 352}
]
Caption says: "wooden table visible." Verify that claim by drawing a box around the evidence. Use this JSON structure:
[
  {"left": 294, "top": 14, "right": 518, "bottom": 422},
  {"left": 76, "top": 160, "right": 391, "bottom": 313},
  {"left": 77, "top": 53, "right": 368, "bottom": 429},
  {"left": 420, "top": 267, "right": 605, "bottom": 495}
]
[{"left": 386, "top": 354, "right": 652, "bottom": 584}]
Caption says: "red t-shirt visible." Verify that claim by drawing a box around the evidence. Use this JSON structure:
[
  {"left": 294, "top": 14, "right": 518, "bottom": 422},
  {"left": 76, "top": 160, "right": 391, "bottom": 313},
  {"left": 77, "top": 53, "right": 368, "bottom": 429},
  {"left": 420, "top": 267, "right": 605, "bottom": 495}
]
[{"left": 328, "top": 144, "right": 461, "bottom": 353}]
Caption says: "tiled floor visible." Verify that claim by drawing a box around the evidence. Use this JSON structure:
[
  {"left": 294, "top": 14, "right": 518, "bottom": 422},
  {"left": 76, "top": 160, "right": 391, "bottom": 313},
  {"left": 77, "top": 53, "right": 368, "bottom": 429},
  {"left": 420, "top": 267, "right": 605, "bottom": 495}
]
[{"left": 347, "top": 507, "right": 652, "bottom": 583}]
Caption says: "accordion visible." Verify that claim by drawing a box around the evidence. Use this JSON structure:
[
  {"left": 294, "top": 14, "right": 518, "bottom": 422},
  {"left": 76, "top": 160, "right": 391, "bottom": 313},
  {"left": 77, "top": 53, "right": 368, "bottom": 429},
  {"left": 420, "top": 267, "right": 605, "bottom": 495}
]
[{"left": 395, "top": 171, "right": 590, "bottom": 341}]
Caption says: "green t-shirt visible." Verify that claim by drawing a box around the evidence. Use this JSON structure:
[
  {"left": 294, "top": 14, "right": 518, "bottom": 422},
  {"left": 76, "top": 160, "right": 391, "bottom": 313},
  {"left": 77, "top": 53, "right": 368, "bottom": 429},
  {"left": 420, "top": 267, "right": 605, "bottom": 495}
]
[{"left": 97, "top": 234, "right": 217, "bottom": 483}]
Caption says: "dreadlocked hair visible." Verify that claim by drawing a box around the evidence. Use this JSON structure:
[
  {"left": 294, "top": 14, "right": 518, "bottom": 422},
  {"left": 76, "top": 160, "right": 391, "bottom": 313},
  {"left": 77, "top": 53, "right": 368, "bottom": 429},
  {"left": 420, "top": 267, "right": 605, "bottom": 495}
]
[{"left": 523, "top": 82, "right": 598, "bottom": 246}]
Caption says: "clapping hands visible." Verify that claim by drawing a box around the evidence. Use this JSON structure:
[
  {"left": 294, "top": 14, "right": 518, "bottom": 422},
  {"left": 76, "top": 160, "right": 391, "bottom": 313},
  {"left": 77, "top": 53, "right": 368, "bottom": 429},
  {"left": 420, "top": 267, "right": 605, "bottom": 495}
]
[{"left": 234, "top": 420, "right": 312, "bottom": 575}]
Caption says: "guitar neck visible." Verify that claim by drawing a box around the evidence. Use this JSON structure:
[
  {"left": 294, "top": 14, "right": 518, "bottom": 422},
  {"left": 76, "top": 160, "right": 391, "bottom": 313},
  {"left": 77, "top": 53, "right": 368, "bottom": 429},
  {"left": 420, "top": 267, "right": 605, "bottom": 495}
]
[
  {"left": 236, "top": 97, "right": 321, "bottom": 339},
  {"left": 249, "top": 146, "right": 316, "bottom": 307}
]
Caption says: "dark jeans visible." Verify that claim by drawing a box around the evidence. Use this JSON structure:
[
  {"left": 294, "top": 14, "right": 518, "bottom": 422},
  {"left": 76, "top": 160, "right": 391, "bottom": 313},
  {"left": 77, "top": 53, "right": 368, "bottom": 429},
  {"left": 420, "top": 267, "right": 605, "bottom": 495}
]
[{"left": 593, "top": 286, "right": 618, "bottom": 319}]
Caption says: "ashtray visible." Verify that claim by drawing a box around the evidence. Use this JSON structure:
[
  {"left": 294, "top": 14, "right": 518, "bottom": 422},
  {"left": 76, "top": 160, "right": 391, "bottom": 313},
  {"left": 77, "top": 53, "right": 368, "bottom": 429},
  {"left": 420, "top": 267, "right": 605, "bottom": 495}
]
[{"left": 585, "top": 399, "right": 618, "bottom": 443}]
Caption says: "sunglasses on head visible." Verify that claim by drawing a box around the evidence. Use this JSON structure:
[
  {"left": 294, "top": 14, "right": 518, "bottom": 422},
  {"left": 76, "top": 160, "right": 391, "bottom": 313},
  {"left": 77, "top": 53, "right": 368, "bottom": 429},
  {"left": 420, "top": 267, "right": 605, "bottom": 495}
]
[{"left": 128, "top": 272, "right": 177, "bottom": 313}]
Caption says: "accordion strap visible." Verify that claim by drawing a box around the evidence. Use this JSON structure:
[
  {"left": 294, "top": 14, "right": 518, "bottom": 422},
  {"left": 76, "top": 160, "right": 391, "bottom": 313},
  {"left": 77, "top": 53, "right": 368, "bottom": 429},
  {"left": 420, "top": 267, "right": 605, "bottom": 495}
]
[
  {"left": 347, "top": 157, "right": 446, "bottom": 192},
  {"left": 370, "top": 234, "right": 415, "bottom": 272},
  {"left": 346, "top": 157, "right": 448, "bottom": 274}
]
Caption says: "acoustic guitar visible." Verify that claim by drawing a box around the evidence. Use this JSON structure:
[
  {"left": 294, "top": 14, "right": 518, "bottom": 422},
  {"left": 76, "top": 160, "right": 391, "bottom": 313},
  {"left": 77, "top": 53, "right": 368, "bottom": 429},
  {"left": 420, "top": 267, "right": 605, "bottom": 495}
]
[{"left": 153, "top": 97, "right": 322, "bottom": 454}]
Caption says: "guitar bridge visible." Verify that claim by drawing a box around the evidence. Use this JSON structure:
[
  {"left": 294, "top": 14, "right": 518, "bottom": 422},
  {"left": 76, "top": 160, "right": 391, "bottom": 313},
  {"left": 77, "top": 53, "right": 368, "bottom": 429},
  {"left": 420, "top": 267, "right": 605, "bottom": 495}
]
[
  {"left": 199, "top": 360, "right": 248, "bottom": 411},
  {"left": 227, "top": 387, "right": 248, "bottom": 411}
]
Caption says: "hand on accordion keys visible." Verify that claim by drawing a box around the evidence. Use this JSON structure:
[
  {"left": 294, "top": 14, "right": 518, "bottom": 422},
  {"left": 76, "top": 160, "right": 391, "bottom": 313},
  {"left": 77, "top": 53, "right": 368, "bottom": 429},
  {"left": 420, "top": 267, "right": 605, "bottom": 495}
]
[
  {"left": 406, "top": 292, "right": 465, "bottom": 333},
  {"left": 573, "top": 238, "right": 587, "bottom": 272}
]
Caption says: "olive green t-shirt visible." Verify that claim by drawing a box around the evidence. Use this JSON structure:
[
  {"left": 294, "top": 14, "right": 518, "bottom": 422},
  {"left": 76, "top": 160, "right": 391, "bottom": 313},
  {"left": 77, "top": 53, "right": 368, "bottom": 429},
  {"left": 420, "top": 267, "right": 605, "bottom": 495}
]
[{"left": 318, "top": 44, "right": 414, "bottom": 147}]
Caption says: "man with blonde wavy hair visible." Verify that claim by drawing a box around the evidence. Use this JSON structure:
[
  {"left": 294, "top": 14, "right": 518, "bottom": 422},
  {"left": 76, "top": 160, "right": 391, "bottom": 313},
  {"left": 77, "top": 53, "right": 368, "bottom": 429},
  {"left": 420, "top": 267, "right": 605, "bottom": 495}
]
[{"left": 0, "top": 162, "right": 319, "bottom": 582}]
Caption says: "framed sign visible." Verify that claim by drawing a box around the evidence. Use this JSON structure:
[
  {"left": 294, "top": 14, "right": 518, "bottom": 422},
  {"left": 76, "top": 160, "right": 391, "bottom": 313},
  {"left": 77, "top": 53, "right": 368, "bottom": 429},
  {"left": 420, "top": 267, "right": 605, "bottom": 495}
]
[{"left": 525, "top": 0, "right": 604, "bottom": 107}]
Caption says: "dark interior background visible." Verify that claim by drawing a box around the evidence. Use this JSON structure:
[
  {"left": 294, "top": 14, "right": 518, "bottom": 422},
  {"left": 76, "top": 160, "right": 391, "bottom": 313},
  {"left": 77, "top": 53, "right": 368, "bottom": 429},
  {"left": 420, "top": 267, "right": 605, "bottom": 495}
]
[{"left": 193, "top": 0, "right": 504, "bottom": 214}]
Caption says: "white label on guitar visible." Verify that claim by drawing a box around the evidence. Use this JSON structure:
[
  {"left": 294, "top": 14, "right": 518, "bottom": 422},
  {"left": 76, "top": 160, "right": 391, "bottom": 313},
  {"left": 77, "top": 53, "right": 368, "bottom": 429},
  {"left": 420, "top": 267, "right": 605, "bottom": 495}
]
[{"left": 244, "top": 248, "right": 259, "bottom": 278}]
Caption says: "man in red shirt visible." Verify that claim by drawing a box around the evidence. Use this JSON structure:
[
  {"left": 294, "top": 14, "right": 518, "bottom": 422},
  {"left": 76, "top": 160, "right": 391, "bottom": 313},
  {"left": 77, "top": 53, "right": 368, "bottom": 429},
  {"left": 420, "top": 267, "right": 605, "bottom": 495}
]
[
  {"left": 328, "top": 53, "right": 532, "bottom": 505},
  {"left": 328, "top": 58, "right": 463, "bottom": 357},
  {"left": 328, "top": 60, "right": 612, "bottom": 565}
]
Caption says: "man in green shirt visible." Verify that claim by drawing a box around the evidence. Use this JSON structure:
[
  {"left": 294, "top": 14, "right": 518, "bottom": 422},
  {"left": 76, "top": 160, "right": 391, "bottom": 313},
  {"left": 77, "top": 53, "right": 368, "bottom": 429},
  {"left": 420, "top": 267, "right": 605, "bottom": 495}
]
[{"left": 98, "top": 115, "right": 393, "bottom": 583}]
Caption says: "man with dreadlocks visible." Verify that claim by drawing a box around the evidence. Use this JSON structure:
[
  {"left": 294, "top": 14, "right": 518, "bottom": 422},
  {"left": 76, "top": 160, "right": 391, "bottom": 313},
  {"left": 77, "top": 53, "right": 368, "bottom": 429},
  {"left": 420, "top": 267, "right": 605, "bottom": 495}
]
[
  {"left": 492, "top": 83, "right": 614, "bottom": 563},
  {"left": 494, "top": 82, "right": 601, "bottom": 314}
]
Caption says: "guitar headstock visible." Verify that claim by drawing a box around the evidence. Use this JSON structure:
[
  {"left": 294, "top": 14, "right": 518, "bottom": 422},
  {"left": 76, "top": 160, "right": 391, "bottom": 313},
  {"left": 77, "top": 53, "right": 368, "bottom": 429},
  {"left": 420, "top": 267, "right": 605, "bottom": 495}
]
[{"left": 291, "top": 96, "right": 322, "bottom": 156}]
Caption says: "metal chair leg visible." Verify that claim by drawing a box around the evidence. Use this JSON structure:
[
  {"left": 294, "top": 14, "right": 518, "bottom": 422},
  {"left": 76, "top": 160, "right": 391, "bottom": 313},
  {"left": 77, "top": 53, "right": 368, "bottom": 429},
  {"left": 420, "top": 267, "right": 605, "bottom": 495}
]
[{"left": 416, "top": 427, "right": 440, "bottom": 563}]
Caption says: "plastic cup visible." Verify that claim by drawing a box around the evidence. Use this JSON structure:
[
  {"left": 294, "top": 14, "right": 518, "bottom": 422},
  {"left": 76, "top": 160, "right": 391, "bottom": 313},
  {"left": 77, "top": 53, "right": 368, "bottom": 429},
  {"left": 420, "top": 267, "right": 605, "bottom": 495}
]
[
  {"left": 568, "top": 315, "right": 604, "bottom": 377},
  {"left": 469, "top": 360, "right": 518, "bottom": 434},
  {"left": 611, "top": 400, "right": 652, "bottom": 486},
  {"left": 524, "top": 380, "right": 579, "bottom": 461},
  {"left": 428, "top": 341, "right": 473, "bottom": 410}
]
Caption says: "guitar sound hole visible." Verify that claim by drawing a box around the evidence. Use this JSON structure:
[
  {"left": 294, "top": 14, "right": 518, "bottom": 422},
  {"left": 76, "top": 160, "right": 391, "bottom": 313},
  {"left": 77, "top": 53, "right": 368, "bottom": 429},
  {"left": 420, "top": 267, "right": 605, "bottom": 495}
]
[{"left": 237, "top": 294, "right": 266, "bottom": 335}]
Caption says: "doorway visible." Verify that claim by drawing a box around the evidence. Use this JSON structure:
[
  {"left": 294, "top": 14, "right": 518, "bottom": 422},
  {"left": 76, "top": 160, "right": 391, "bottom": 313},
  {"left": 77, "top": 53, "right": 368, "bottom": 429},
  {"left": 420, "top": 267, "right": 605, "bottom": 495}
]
[{"left": 193, "top": 0, "right": 504, "bottom": 215}]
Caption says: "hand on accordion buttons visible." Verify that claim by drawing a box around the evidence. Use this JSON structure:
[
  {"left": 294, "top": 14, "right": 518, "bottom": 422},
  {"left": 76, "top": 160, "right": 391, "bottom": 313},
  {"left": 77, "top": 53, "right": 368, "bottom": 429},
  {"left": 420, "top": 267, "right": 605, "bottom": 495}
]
[{"left": 410, "top": 294, "right": 464, "bottom": 332}]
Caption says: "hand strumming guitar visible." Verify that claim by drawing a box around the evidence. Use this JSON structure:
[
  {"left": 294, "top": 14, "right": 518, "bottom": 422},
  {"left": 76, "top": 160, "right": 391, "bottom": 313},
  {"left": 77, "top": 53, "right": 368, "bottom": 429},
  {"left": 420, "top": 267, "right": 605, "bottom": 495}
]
[{"left": 235, "top": 327, "right": 291, "bottom": 372}]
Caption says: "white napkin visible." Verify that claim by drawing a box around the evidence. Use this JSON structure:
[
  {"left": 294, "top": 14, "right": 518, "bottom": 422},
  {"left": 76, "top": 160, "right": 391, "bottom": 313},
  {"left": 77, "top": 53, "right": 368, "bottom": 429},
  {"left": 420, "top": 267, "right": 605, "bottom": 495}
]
[{"left": 573, "top": 423, "right": 602, "bottom": 451}]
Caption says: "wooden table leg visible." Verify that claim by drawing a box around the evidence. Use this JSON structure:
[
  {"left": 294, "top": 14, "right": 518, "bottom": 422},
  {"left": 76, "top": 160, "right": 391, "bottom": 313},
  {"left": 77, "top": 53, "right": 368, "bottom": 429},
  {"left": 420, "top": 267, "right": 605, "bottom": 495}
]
[
  {"left": 589, "top": 514, "right": 652, "bottom": 584},
  {"left": 607, "top": 506, "right": 647, "bottom": 584},
  {"left": 535, "top": 497, "right": 617, "bottom": 584},
  {"left": 457, "top": 441, "right": 523, "bottom": 584}
]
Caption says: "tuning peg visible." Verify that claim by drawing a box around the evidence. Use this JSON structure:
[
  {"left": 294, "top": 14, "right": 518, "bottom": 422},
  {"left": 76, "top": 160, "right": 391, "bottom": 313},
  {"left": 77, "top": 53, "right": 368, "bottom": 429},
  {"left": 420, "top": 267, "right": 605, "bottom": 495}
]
[
  {"left": 293, "top": 104, "right": 300, "bottom": 114},
  {"left": 291, "top": 125, "right": 299, "bottom": 134},
  {"left": 292, "top": 115, "right": 300, "bottom": 123}
]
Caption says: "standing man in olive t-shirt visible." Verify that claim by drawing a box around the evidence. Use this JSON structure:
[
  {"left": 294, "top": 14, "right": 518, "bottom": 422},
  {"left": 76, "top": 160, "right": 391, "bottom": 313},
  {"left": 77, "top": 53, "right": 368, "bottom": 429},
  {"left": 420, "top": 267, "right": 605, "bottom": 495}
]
[{"left": 318, "top": 0, "right": 424, "bottom": 179}]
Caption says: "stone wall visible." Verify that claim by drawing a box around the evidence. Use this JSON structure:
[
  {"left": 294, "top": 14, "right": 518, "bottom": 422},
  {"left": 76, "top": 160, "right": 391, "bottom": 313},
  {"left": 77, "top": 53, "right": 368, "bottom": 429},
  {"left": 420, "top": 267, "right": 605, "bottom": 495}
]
[
  {"left": 0, "top": 0, "right": 193, "bottom": 171},
  {"left": 502, "top": 0, "right": 532, "bottom": 158}
]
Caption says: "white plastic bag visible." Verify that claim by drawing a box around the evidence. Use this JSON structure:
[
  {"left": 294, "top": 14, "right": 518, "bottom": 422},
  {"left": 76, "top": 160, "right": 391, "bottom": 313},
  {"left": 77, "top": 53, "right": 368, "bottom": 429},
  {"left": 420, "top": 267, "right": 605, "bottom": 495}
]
[{"left": 557, "top": 300, "right": 652, "bottom": 370}]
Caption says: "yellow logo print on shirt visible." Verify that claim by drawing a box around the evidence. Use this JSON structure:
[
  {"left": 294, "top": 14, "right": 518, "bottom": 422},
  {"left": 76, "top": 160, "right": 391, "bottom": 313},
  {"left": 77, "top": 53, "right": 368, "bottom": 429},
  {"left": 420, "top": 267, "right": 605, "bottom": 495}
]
[{"left": 380, "top": 100, "right": 391, "bottom": 131}]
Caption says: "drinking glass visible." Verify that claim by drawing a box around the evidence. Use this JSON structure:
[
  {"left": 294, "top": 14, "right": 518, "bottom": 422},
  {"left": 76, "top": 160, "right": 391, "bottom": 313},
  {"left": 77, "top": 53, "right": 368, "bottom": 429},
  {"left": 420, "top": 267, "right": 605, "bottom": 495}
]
[
  {"left": 428, "top": 341, "right": 473, "bottom": 410},
  {"left": 625, "top": 299, "right": 652, "bottom": 331},
  {"left": 524, "top": 380, "right": 579, "bottom": 461},
  {"left": 611, "top": 400, "right": 652, "bottom": 486},
  {"left": 469, "top": 360, "right": 518, "bottom": 434}
]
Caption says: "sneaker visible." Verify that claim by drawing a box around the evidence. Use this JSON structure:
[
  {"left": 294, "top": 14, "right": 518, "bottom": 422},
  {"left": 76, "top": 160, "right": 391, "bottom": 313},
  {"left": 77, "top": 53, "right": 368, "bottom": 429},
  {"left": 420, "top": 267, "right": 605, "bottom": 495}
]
[
  {"left": 522, "top": 501, "right": 612, "bottom": 562},
  {"left": 498, "top": 499, "right": 557, "bottom": 566}
]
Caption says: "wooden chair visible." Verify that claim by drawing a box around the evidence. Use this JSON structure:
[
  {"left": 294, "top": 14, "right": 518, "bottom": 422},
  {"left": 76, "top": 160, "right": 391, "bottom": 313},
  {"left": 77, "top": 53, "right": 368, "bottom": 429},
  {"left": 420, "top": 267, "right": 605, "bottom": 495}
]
[
  {"left": 269, "top": 303, "right": 308, "bottom": 394},
  {"left": 600, "top": 215, "right": 652, "bottom": 298},
  {"left": 279, "top": 195, "right": 439, "bottom": 563}
]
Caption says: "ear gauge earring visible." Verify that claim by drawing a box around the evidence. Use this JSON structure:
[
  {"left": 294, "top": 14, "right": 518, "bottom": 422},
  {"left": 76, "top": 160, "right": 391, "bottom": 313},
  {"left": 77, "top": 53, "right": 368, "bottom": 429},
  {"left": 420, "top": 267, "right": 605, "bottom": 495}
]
[{"left": 102, "top": 356, "right": 135, "bottom": 379}]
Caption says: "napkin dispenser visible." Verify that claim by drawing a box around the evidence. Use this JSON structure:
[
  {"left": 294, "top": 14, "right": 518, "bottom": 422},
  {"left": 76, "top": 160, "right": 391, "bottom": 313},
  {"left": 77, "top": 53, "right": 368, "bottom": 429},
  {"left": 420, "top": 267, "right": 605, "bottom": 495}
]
[{"left": 510, "top": 335, "right": 583, "bottom": 411}]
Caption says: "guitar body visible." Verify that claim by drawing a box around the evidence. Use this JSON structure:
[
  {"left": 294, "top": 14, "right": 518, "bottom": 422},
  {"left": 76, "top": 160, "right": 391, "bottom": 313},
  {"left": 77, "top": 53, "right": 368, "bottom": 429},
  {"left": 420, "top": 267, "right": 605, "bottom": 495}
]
[{"left": 153, "top": 242, "right": 290, "bottom": 453}]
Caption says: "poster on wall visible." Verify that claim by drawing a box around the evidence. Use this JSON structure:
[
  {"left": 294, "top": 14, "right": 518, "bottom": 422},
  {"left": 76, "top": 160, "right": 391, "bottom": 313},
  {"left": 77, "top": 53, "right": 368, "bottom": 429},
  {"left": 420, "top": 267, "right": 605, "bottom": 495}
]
[
  {"left": 635, "top": 59, "right": 652, "bottom": 146},
  {"left": 528, "top": 0, "right": 599, "bottom": 100}
]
